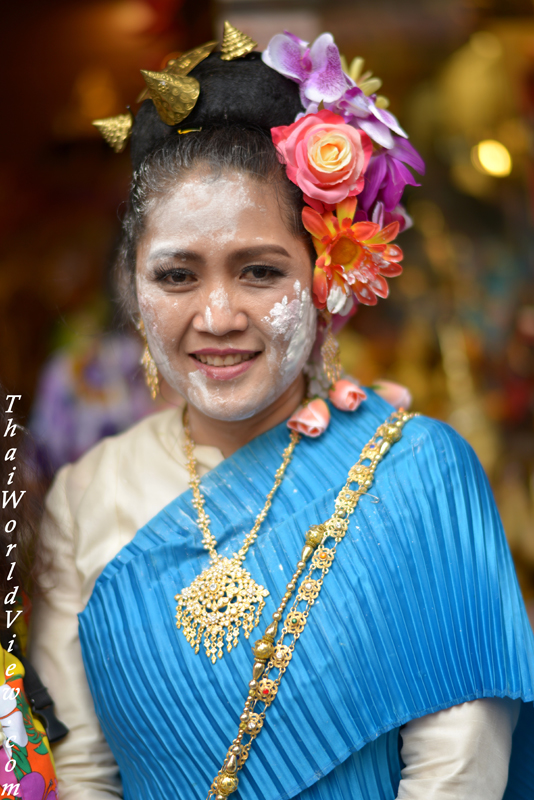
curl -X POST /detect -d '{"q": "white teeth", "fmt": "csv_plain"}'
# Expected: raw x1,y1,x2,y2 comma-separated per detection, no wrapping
195,353,255,366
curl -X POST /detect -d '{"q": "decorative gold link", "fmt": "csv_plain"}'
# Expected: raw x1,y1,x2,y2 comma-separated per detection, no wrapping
206,410,417,799
175,409,300,661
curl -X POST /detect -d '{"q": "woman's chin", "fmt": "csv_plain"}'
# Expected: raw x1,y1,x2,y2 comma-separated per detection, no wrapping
184,376,277,423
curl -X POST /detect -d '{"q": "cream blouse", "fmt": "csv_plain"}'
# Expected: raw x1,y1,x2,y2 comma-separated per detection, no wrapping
29,408,519,800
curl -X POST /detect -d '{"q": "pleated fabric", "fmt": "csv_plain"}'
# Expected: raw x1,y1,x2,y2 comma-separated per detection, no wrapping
79,391,534,800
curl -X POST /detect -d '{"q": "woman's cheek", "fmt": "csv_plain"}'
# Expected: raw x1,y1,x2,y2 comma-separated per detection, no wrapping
137,289,178,373
261,280,317,385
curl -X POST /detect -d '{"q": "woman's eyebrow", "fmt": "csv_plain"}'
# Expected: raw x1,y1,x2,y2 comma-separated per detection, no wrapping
148,247,204,262
231,245,291,259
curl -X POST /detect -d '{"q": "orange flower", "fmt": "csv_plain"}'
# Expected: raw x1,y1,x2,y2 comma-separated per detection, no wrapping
328,379,367,411
302,196,403,308
287,398,331,437
372,379,412,410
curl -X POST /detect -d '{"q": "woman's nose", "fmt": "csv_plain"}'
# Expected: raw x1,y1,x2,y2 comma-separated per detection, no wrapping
192,287,248,335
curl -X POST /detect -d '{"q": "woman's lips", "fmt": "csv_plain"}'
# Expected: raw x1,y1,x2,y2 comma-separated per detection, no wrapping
189,351,260,381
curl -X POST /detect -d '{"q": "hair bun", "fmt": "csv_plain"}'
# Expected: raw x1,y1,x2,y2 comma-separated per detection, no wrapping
130,52,303,171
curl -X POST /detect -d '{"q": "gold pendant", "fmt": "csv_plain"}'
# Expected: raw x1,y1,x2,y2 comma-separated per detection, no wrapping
175,557,269,663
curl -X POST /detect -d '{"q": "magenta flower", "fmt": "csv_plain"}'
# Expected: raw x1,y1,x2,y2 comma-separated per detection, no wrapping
262,32,350,106
336,86,408,149
358,137,425,213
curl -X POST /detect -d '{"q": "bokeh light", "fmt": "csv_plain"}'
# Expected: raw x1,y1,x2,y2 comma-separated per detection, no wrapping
472,139,512,177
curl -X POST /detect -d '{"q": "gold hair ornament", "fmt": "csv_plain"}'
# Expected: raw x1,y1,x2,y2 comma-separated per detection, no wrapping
207,409,417,799
137,319,159,400
140,70,200,126
137,41,217,103
220,21,257,61
176,410,300,662
93,23,256,148
93,41,216,147
92,112,133,153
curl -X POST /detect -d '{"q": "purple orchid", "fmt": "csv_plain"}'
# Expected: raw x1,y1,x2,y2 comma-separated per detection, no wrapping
263,31,409,149
336,86,407,149
358,136,425,214
262,31,350,106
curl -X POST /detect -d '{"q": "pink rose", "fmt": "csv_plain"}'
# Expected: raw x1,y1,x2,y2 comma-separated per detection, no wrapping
271,109,373,211
287,398,331,437
328,379,367,411
373,379,412,410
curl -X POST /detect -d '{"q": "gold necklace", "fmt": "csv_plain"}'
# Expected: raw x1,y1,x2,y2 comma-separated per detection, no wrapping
175,409,300,663
207,410,416,799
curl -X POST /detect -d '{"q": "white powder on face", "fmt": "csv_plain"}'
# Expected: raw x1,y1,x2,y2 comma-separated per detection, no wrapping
147,173,257,252
136,169,317,422
262,280,317,382
281,283,317,381
209,287,231,311
204,306,215,333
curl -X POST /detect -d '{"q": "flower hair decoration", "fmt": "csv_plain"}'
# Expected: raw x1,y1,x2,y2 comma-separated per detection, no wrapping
263,31,425,318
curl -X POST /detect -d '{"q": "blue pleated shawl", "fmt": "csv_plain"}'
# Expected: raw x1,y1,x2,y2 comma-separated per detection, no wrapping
79,392,534,800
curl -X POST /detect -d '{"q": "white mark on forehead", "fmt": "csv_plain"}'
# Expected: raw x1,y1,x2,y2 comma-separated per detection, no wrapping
150,173,256,246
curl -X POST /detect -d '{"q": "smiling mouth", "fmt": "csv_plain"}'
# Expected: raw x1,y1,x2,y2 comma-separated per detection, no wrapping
192,352,258,367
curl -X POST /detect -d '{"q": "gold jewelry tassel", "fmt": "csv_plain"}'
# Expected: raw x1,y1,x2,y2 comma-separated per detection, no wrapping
320,313,342,385
138,320,159,399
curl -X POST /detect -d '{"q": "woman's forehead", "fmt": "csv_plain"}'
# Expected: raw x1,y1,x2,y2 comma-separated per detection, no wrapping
143,172,289,247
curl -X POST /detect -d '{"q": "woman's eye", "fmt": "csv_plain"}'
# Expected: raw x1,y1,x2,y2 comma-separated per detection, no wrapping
242,265,282,281
154,268,195,286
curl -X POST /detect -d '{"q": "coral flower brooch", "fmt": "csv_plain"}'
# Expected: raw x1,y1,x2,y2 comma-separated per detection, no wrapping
303,196,403,311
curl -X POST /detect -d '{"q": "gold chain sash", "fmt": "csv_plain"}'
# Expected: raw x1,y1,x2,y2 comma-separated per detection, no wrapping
208,409,416,799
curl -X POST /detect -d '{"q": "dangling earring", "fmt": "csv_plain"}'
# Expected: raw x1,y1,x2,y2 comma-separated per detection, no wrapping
320,312,342,385
137,319,159,400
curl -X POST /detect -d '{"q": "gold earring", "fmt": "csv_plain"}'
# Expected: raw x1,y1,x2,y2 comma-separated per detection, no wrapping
320,312,342,385
137,319,159,400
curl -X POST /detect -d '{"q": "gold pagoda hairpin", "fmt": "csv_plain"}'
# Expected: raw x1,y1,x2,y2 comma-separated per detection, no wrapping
220,21,257,61
93,23,257,151
92,111,133,153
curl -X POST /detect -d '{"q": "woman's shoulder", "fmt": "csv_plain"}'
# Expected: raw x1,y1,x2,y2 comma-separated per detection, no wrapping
351,389,471,452
348,390,488,489
46,407,183,519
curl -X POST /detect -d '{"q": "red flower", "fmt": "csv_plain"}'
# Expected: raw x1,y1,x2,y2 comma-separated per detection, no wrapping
302,196,403,308
271,109,373,211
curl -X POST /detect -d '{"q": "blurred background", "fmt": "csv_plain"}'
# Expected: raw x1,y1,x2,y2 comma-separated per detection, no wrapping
1,0,534,613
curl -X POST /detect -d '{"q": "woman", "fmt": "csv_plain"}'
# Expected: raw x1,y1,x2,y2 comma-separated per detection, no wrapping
30,25,534,800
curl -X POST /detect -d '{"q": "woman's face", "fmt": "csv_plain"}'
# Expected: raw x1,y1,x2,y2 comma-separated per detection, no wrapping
135,169,317,422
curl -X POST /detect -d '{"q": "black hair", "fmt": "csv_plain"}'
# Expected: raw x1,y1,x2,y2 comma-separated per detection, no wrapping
115,52,313,319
